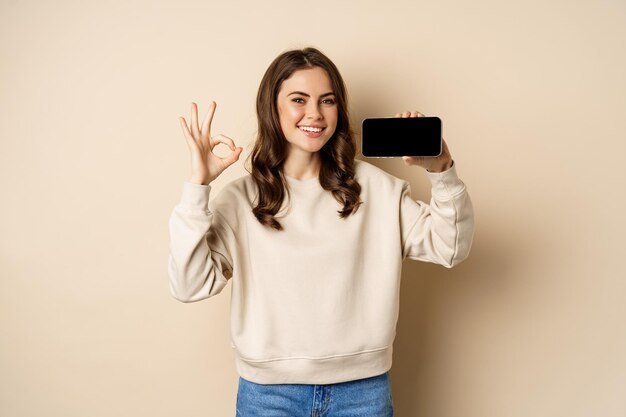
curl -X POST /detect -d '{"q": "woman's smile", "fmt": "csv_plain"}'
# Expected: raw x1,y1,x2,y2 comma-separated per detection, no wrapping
298,125,326,137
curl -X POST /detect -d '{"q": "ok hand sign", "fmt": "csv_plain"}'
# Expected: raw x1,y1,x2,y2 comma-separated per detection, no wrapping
179,101,243,185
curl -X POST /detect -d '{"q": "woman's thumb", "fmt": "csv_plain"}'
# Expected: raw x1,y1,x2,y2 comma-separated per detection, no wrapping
224,147,243,167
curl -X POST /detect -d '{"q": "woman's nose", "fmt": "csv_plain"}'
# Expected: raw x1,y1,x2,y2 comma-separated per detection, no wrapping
306,103,323,119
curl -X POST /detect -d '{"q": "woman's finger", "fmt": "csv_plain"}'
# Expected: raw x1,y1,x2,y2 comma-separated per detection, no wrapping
212,133,236,150
201,101,216,139
179,117,190,136
179,117,196,148
222,146,243,168
395,111,425,118
190,102,201,139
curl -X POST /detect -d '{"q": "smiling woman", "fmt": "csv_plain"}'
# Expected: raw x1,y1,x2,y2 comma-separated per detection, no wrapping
169,45,474,417
249,47,363,231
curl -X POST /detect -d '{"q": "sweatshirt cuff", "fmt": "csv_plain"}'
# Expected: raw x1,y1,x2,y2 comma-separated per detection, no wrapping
425,162,466,200
180,181,212,211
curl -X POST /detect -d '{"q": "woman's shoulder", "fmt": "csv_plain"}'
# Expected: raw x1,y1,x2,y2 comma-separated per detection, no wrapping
354,159,406,191
208,173,258,217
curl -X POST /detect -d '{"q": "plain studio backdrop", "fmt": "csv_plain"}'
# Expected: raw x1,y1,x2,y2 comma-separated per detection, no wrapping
1,0,625,416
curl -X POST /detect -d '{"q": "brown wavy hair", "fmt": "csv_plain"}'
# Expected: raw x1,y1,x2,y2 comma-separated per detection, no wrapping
244,47,362,230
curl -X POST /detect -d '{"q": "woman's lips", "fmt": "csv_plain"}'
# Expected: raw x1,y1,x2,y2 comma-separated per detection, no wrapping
298,126,325,138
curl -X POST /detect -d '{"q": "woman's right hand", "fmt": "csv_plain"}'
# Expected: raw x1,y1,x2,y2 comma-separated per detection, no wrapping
179,101,243,185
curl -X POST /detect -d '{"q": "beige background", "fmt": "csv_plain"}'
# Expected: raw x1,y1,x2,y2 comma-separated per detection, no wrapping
1,0,625,415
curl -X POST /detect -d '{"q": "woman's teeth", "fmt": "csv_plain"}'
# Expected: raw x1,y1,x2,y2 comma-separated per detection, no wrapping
299,126,323,133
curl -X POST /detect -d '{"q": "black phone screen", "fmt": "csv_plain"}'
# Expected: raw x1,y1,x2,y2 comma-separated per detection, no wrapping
361,116,442,157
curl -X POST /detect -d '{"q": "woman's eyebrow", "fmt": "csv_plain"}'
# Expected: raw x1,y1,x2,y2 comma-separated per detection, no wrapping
287,91,335,97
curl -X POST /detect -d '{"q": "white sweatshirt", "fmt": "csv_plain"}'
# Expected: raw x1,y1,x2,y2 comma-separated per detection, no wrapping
168,159,474,384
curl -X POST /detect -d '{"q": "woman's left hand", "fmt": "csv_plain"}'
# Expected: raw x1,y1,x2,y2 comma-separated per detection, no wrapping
395,110,453,172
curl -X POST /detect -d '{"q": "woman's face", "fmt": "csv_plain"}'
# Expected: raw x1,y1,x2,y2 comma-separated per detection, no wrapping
276,67,338,156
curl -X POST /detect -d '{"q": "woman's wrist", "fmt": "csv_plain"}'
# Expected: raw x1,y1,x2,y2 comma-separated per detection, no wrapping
427,159,454,173
189,177,212,185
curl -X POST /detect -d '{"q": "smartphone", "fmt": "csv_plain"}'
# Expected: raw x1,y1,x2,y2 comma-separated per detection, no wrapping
361,116,442,157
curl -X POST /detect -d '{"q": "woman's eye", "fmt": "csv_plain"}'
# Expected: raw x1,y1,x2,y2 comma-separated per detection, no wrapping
291,97,335,104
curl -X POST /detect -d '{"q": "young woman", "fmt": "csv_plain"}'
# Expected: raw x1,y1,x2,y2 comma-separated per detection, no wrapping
169,47,474,416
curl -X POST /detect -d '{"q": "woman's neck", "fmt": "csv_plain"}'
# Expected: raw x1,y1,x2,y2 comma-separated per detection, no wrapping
283,152,321,180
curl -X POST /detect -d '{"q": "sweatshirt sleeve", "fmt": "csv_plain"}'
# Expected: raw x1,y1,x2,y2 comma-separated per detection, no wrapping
400,162,475,268
167,181,234,303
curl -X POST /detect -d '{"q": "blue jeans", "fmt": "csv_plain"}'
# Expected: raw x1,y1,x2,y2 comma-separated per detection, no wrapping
235,371,394,416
